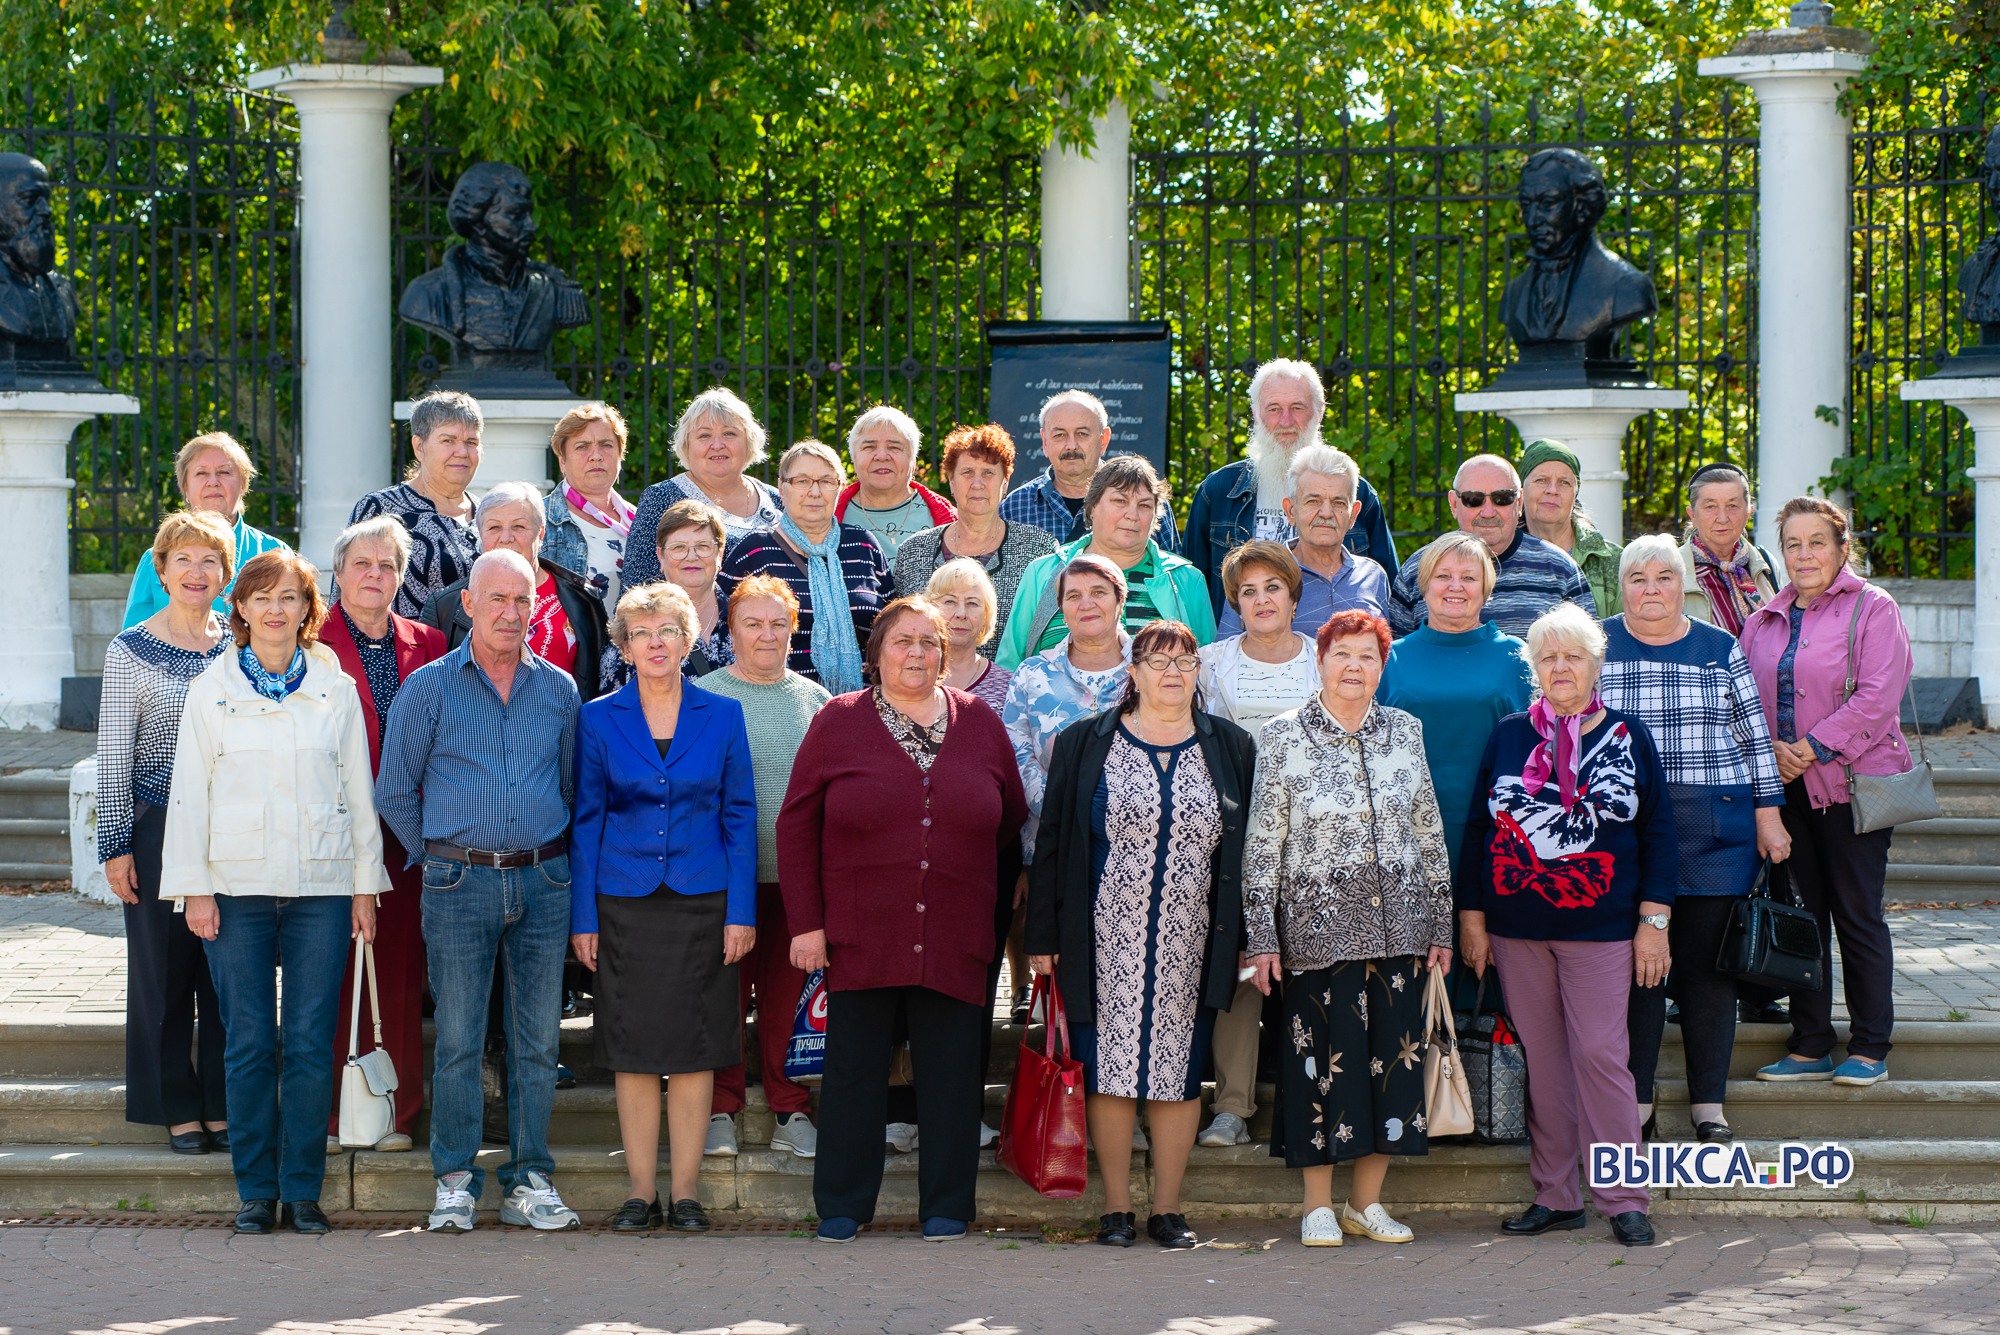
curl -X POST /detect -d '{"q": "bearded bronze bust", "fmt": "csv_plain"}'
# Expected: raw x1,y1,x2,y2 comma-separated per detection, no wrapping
0,152,103,393
1934,125,2000,377
399,161,588,397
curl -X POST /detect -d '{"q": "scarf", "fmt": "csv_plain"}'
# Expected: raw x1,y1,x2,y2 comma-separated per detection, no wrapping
1691,536,1767,636
779,515,865,695
1520,691,1604,812
238,645,307,702
564,483,632,537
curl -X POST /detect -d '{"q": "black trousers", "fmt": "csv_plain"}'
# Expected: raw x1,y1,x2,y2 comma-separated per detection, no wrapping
815,985,985,1225
1626,896,1741,1106
122,804,227,1127
1780,781,1895,1061
889,886,1017,1126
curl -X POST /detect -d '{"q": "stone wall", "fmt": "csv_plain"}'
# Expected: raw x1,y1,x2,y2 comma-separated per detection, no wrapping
70,574,131,675
1875,578,1973,679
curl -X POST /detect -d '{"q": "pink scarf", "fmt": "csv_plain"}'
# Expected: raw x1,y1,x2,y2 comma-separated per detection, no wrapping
1520,693,1604,812
563,483,633,537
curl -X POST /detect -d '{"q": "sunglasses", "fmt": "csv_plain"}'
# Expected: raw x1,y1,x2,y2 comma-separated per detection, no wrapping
1455,488,1519,509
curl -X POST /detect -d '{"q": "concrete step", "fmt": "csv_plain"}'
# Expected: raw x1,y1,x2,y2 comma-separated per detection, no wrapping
1650,1079,2000,1138
0,862,73,885
1931,768,2000,818
1886,862,2000,902
0,772,71,822
0,817,72,868
1888,816,2000,866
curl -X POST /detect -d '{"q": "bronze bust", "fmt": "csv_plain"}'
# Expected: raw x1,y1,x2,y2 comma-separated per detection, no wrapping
1935,126,2000,377
0,152,102,392
399,161,588,397
1490,148,1660,390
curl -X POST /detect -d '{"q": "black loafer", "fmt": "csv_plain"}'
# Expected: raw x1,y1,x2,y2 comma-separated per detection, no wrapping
169,1130,210,1155
610,1197,664,1233
285,1200,332,1235
1695,1120,1734,1144
1740,1001,1790,1024
1640,1112,1659,1144
1095,1211,1136,1247
1610,1211,1656,1246
1500,1204,1586,1235
1147,1212,1198,1249
233,1199,279,1234
205,1127,231,1152
667,1198,711,1232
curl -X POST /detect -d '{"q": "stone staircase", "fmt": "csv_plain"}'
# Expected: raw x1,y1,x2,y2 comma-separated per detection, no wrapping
1886,769,2000,903
0,771,73,884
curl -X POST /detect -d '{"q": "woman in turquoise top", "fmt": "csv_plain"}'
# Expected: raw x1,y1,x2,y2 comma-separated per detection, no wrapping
122,433,287,628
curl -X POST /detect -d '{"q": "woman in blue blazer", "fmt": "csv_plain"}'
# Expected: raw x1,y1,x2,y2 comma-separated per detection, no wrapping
570,582,758,1234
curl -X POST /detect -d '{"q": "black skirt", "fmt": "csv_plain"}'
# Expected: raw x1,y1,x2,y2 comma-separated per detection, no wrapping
1269,956,1432,1169
593,888,741,1075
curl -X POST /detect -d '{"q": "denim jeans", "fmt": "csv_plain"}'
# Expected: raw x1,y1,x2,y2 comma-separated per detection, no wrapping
421,855,570,1196
202,894,352,1203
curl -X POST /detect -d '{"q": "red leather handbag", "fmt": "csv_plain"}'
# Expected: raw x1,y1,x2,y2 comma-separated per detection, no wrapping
996,974,1090,1198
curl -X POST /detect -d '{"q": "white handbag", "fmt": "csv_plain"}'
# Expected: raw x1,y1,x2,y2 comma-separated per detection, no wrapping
337,935,400,1149
1421,965,1476,1139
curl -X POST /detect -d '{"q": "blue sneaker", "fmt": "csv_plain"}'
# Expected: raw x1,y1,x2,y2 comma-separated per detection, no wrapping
922,1217,968,1242
817,1216,860,1244
1831,1056,1888,1086
1756,1054,1834,1082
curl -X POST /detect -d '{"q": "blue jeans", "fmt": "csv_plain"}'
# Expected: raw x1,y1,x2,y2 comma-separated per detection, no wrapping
202,894,352,1203
421,855,570,1195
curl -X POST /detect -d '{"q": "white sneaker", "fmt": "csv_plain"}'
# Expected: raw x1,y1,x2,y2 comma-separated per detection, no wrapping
428,1170,476,1233
1197,1112,1251,1147
885,1121,920,1153
771,1113,818,1159
1132,1120,1149,1150
978,1122,1000,1149
499,1170,580,1231
372,1132,414,1152
1300,1206,1343,1247
704,1113,740,1157
1340,1200,1413,1243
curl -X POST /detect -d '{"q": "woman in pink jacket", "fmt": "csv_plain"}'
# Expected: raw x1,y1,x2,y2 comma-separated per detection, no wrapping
1740,497,1912,1087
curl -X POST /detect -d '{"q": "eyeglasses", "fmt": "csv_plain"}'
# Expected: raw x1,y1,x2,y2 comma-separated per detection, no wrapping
1139,654,1200,673
1455,488,1519,509
783,476,841,493
626,626,690,645
660,541,719,560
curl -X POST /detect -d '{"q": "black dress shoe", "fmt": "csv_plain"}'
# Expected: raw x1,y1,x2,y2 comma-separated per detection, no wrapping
205,1127,231,1152
1740,1000,1790,1024
285,1201,332,1235
169,1129,211,1155
1695,1120,1734,1144
1640,1112,1659,1144
610,1197,664,1232
233,1199,279,1234
1664,1001,1681,1025
667,1198,711,1232
1610,1211,1656,1246
1096,1211,1137,1246
1147,1212,1198,1249
1500,1204,1587,1235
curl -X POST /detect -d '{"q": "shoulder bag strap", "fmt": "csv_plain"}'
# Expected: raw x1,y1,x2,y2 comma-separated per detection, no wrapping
1840,587,1927,778
364,939,384,1051
1423,965,1458,1046
346,933,366,1060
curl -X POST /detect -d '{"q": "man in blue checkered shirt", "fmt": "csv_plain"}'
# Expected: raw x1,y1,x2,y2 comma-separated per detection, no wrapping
999,389,1180,552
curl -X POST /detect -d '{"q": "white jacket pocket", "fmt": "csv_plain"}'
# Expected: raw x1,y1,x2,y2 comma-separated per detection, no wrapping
304,803,356,863
208,803,267,862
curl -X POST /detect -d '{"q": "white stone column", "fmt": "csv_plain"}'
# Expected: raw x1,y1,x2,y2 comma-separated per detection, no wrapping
1453,388,1691,541
0,391,139,730
1898,377,2000,722
1040,102,1130,320
1701,20,1873,550
247,61,442,566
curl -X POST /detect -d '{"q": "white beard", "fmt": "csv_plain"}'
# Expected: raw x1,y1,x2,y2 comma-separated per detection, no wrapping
1245,424,1318,499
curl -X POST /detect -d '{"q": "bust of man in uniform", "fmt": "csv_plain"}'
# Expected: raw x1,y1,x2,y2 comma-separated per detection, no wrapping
1959,127,2000,328
398,161,587,396
0,152,95,391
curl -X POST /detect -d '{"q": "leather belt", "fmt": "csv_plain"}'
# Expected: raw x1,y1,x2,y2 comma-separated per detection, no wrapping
425,838,567,870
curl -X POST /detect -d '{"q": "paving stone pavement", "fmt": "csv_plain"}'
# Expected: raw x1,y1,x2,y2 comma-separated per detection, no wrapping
0,1215,1994,1335
0,729,96,774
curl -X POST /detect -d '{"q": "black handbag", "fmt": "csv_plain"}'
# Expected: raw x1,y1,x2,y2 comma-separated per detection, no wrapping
1715,860,1824,994
1457,977,1529,1144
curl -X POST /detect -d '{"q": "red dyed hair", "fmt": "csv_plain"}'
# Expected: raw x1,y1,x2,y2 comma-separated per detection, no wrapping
1315,608,1391,661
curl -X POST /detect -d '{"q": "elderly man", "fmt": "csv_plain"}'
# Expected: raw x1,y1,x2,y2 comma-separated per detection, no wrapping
1387,453,1595,637
1183,358,1397,613
376,549,583,1234
1518,438,1623,617
1216,443,1390,635
121,433,289,627
0,152,84,385
831,404,955,559
999,389,1180,551
418,480,609,700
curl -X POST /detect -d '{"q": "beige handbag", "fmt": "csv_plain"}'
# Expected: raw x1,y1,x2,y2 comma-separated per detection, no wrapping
337,936,399,1148
1421,965,1475,1139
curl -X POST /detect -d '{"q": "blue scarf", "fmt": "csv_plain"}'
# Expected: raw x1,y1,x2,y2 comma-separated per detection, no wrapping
238,645,307,702
779,515,865,695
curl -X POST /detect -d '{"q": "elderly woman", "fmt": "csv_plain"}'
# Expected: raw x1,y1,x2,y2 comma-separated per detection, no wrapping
625,388,784,588
1241,610,1454,1249
836,404,956,559
654,500,734,675
542,402,637,607
99,511,237,1154
1518,439,1622,617
122,432,288,628
779,597,1027,1243
1028,621,1256,1251
927,557,1012,713
895,423,1060,649
700,576,832,1160
717,439,895,693
1458,604,1677,1248
1741,498,1914,1087
349,390,484,621
1679,462,1780,636
571,581,758,1234
318,516,449,1152
164,550,387,1236
996,456,1215,669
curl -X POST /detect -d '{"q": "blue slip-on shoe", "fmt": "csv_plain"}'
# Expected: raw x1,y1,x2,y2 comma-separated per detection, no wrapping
1756,1054,1834,1082
817,1216,860,1244
922,1217,968,1242
1831,1056,1888,1086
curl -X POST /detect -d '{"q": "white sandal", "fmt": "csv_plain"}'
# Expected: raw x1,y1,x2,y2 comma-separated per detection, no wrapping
1300,1206,1343,1247
1340,1200,1413,1243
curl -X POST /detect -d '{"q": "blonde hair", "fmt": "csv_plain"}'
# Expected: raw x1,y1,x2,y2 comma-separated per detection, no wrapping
672,387,767,468
332,515,412,578
551,401,629,457
610,580,700,648
173,433,256,517
925,557,1001,646
1415,531,1498,601
150,509,238,585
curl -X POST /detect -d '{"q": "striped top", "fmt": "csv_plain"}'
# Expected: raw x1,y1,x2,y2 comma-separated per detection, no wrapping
96,626,230,861
716,525,896,684
622,473,785,590
1388,527,1596,638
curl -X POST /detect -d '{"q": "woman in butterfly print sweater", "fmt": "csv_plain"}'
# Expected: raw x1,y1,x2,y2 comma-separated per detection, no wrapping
1455,604,1679,1249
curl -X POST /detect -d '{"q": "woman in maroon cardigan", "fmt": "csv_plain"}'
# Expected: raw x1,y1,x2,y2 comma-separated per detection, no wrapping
780,596,1027,1243
320,517,448,1149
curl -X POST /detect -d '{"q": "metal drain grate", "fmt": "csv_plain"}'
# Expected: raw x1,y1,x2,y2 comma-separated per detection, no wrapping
0,1213,1080,1237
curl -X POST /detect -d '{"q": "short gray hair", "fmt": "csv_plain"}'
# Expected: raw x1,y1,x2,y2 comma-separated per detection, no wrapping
1038,389,1109,434
1523,602,1607,675
778,438,846,484
1617,533,1684,585
332,515,412,578
672,387,768,468
410,390,483,441
847,404,921,456
475,481,547,533
1286,443,1360,498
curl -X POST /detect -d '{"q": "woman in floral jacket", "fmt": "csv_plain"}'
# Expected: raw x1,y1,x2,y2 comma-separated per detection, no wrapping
1242,609,1454,1250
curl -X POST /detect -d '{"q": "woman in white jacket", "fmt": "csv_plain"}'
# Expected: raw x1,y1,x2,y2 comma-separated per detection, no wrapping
163,550,387,1236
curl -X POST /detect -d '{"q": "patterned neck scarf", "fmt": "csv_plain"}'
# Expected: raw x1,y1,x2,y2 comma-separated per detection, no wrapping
563,483,633,537
1521,692,1604,812
238,645,307,702
779,515,865,695
1690,535,1767,636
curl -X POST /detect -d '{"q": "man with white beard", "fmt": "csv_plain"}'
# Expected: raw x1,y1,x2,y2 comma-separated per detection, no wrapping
1182,358,1397,614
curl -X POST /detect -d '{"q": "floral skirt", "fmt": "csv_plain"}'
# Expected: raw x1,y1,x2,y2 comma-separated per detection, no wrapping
1269,955,1432,1169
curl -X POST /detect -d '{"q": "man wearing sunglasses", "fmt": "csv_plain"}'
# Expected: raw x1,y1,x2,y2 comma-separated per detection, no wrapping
1386,453,1596,637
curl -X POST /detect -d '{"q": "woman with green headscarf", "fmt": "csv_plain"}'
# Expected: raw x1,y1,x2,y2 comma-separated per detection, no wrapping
1518,438,1622,617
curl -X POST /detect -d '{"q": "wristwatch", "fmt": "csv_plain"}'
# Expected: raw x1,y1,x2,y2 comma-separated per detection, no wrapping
1640,912,1670,931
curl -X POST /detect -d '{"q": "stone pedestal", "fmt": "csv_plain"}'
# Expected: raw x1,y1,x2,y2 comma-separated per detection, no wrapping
0,391,140,730
395,398,581,492
1898,375,2000,724
1453,387,1690,540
